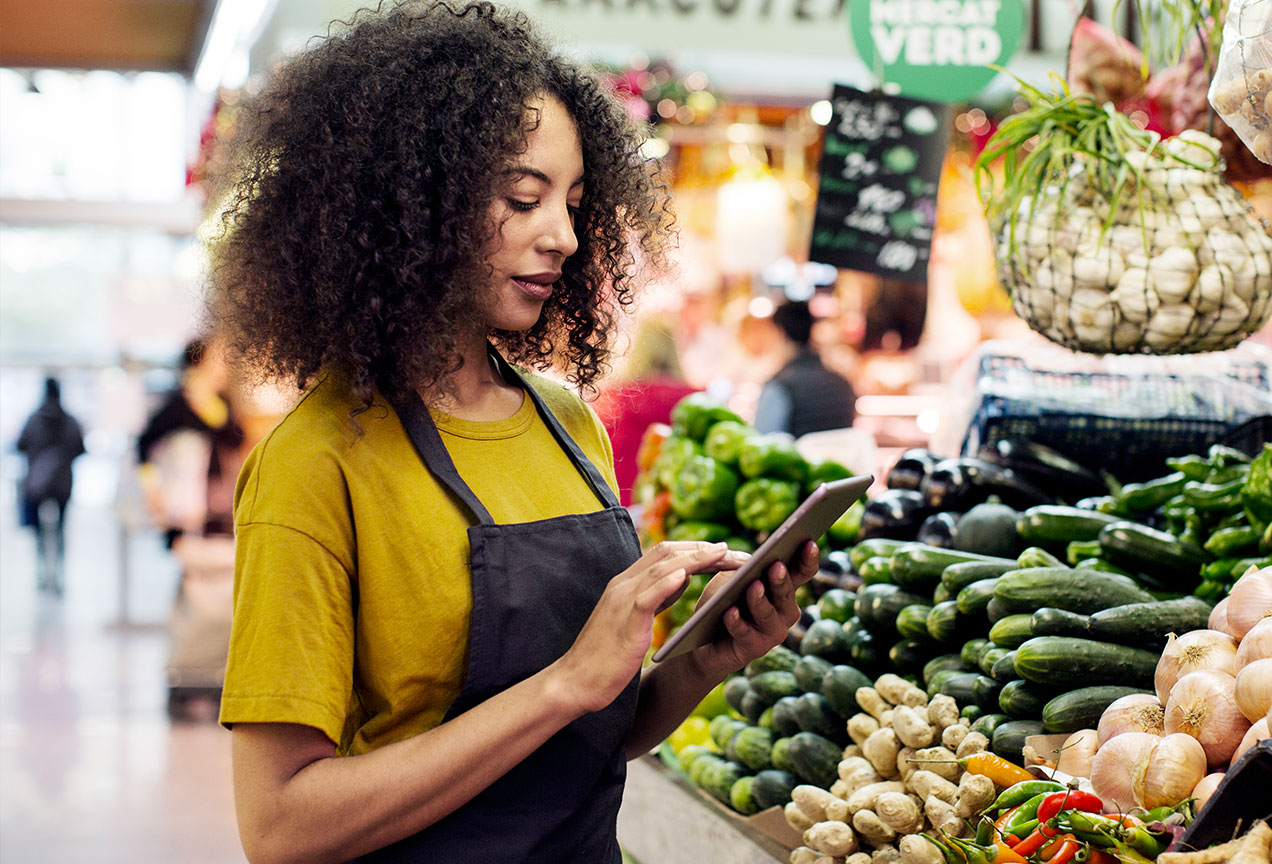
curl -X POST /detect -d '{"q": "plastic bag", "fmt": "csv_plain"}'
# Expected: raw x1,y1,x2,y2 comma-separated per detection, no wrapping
1208,0,1272,165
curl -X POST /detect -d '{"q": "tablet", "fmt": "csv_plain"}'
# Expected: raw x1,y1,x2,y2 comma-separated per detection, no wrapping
651,473,873,663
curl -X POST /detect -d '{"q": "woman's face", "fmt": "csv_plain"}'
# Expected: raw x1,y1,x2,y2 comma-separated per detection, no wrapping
481,95,583,333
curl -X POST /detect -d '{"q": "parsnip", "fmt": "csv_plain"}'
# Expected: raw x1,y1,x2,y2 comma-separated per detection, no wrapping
1229,820,1271,864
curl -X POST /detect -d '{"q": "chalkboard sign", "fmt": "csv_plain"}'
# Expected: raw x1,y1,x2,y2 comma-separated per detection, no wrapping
809,85,950,282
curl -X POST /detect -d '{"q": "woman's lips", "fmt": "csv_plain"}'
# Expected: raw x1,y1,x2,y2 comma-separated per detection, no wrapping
513,277,554,300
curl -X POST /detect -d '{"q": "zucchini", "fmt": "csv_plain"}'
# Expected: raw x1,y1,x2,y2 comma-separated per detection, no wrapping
793,654,835,694
1017,546,1066,569
956,578,1001,616
817,588,858,624
938,671,981,708
927,600,980,644
788,731,841,787
1097,522,1207,586
989,613,1035,649
941,559,1021,594
1030,607,1090,638
979,646,1010,677
1086,596,1213,648
700,758,748,805
890,639,936,675
1014,636,1160,689
1016,505,1121,546
745,645,801,678
723,676,752,716
896,604,936,643
926,668,964,698
857,556,895,585
998,679,1057,719
749,671,801,705
710,715,748,749
961,638,993,668
740,689,767,724
849,538,906,571
822,664,872,718
848,628,886,674
770,737,796,774
794,692,846,742
985,598,1012,623
1042,685,1153,733
892,544,1020,593
991,719,1046,764
751,769,800,810
992,567,1155,615
973,675,1003,715
931,582,954,604
855,584,930,635
770,696,802,737
800,619,852,663
990,650,1021,683
923,653,968,686
969,712,1009,738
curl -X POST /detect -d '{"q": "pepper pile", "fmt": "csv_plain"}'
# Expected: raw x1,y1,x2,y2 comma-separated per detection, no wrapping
926,780,1194,864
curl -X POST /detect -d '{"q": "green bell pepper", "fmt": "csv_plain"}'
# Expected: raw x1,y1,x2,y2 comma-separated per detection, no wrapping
734,477,801,534
669,455,740,522
738,436,808,482
827,500,864,547
804,459,853,494
703,420,754,467
724,535,756,553
668,521,733,543
654,437,702,491
670,393,744,442
1242,443,1272,527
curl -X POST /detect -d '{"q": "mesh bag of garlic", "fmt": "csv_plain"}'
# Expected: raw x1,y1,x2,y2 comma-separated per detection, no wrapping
999,130,1272,354
1207,0,1272,165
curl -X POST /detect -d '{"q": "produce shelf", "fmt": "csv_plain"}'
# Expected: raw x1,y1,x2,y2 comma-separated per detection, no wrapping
617,755,790,864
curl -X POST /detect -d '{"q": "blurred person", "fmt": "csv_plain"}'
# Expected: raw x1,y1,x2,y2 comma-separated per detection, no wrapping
754,301,857,437
16,377,85,595
592,315,699,506
203,3,817,861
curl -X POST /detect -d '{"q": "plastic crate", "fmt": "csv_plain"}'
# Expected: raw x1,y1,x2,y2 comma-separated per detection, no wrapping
957,344,1272,481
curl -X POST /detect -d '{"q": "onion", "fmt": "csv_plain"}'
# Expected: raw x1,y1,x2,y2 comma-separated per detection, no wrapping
1140,733,1208,809
1154,630,1239,703
1209,596,1237,638
1234,658,1272,722
1191,773,1225,809
1236,618,1272,671
1227,567,1272,639
1056,728,1098,778
1098,693,1165,745
1164,669,1252,768
1090,731,1156,809
1229,717,1269,767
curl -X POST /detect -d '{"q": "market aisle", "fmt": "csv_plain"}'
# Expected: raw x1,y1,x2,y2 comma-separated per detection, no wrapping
0,499,245,864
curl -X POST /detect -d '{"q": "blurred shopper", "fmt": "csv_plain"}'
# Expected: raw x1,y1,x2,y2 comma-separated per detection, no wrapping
16,377,85,595
593,316,699,506
203,4,816,862
754,301,857,437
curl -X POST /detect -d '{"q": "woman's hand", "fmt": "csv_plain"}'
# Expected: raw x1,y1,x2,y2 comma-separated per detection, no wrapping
549,541,749,715
687,539,819,680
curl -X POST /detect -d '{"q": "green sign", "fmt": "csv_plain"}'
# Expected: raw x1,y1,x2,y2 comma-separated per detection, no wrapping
849,0,1023,103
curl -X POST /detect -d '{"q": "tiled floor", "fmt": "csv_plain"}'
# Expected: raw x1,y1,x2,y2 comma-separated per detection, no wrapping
0,498,245,864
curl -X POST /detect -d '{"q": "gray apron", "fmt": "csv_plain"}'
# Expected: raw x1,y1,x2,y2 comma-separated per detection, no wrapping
355,350,643,863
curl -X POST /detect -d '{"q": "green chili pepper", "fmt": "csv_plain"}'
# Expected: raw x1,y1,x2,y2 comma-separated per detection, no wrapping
938,834,996,864
975,816,994,846
1117,472,1187,512
989,780,1068,814
1056,811,1122,849
1006,819,1039,841
1205,525,1259,557
734,477,801,534
1215,509,1251,531
1122,824,1171,858
1092,496,1128,516
1206,462,1251,486
1002,793,1049,836
1194,579,1227,603
1243,444,1272,527
1166,454,1211,481
924,833,962,864
1207,443,1252,468
1183,478,1247,513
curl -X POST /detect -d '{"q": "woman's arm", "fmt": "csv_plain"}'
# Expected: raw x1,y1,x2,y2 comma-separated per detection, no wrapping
231,541,741,864
625,540,819,758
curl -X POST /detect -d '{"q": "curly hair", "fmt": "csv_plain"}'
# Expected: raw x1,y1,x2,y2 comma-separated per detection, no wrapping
206,0,673,409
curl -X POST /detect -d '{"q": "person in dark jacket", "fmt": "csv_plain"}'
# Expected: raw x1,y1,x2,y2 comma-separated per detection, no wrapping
16,377,85,595
753,301,857,438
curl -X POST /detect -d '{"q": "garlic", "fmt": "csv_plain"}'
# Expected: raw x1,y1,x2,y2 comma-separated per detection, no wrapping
1148,247,1199,303
1055,728,1098,778
1175,196,1229,232
1166,130,1223,170
1074,244,1126,288
1144,304,1196,350
1192,264,1234,314
1070,287,1117,347
1112,267,1159,323
1112,320,1144,351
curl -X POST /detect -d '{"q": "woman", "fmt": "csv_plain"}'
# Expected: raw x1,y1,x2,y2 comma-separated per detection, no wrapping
208,3,816,863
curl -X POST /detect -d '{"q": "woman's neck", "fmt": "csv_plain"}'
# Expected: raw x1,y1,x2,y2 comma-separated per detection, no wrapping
425,335,525,421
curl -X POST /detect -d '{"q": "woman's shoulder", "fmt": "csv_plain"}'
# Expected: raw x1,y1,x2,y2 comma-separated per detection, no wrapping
517,368,599,429
249,376,398,471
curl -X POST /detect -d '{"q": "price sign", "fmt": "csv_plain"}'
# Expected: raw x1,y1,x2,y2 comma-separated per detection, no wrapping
809,84,950,282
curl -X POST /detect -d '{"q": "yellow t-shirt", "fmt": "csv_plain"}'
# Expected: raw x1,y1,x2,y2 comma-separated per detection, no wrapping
218,371,618,755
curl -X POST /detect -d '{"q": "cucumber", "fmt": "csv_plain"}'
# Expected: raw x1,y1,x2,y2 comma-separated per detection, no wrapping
729,775,761,815
730,725,775,771
848,628,886,674
892,544,1020,593
723,676,752,715
822,664,873,718
998,679,1057,719
740,690,767,724
770,696,802,737
749,671,800,705
931,582,954,604
991,720,1046,764
794,692,846,742
926,668,964,698
800,619,852,663
710,715,748,749
758,706,775,731
989,613,1036,649
1017,546,1067,569
788,731,841,787
1016,505,1121,546
924,653,968,684
993,567,1155,615
942,559,1021,594
850,538,906,571
793,654,835,694
896,604,936,643
985,598,1011,623
1098,522,1207,586
939,671,981,708
751,769,800,810
979,646,1010,676
927,600,980,644
961,638,993,668
969,712,1010,738
1014,636,1160,689
1042,685,1153,733
700,758,748,805
745,645,801,678
1030,607,1090,638
856,584,930,635
956,578,1001,616
818,589,858,624
990,650,1021,683
1086,596,1213,648
962,704,984,722
857,556,895,585
770,737,796,773
973,675,1003,715
890,639,936,675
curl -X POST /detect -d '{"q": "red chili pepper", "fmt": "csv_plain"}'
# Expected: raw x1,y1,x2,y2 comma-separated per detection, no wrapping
1088,851,1118,864
994,804,1023,834
1011,828,1053,857
1045,837,1083,864
1036,790,1104,823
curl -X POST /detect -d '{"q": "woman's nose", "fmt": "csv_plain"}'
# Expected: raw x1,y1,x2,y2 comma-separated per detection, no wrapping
540,204,579,259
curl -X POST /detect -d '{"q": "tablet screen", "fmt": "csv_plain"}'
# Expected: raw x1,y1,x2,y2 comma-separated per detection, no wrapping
651,474,873,663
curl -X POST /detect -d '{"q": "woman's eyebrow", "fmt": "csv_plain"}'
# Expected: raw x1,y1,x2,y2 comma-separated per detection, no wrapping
508,164,586,188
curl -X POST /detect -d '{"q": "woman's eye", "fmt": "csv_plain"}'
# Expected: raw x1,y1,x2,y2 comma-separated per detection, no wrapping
567,205,581,220
507,199,537,212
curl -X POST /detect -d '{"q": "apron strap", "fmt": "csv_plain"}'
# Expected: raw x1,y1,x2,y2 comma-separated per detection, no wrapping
489,347,622,511
392,394,496,525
